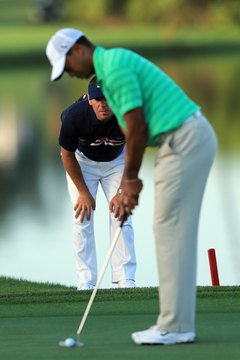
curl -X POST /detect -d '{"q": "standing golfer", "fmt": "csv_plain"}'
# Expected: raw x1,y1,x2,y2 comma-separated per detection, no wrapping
59,76,136,290
46,28,217,344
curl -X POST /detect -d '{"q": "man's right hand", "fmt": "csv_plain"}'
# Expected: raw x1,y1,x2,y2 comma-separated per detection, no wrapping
121,178,143,215
74,191,96,223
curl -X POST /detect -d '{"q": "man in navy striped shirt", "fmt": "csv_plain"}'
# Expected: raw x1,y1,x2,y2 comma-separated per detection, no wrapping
59,76,136,291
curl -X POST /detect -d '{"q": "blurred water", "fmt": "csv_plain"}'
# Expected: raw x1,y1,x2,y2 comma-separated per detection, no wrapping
0,53,240,288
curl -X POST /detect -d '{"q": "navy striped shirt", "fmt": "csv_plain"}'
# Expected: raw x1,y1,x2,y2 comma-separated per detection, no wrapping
59,99,125,161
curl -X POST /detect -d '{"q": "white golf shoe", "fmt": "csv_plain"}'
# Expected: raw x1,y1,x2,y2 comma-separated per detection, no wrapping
132,326,195,345
118,279,136,288
77,283,94,291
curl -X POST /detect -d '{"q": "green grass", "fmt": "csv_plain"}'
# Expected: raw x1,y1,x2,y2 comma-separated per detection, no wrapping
0,23,239,70
0,19,240,60
0,277,240,360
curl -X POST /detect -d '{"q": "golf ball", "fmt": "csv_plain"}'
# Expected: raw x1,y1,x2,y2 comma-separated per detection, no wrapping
65,338,76,347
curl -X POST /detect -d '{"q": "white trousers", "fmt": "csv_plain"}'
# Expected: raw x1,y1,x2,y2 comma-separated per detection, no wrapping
154,113,217,332
66,148,136,287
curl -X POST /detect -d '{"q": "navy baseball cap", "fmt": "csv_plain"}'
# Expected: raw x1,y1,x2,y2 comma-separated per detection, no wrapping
88,82,104,99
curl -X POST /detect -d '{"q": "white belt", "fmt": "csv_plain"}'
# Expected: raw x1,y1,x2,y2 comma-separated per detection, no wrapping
184,110,202,124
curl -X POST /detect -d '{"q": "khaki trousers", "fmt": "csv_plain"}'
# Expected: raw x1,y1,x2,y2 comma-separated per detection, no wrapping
154,113,217,332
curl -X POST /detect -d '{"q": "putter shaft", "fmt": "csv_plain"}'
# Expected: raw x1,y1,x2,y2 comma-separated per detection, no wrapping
76,215,126,336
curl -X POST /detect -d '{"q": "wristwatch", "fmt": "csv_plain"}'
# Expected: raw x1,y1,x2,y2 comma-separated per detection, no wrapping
117,188,123,194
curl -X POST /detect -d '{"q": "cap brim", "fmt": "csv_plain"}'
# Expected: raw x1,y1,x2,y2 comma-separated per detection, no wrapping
88,89,104,99
50,56,66,81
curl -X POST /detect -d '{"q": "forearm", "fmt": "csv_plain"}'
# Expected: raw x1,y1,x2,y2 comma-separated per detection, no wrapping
121,107,148,181
123,132,147,181
61,148,88,193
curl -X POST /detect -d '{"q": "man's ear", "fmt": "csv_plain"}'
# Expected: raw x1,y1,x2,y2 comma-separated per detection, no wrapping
87,94,92,106
72,43,80,50
71,43,83,55
75,43,87,56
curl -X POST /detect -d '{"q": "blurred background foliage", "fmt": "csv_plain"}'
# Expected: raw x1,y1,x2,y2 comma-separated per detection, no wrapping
53,0,240,27
0,0,240,28
1,0,239,64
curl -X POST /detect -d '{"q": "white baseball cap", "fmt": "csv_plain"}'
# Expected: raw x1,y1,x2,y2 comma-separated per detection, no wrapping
46,28,84,81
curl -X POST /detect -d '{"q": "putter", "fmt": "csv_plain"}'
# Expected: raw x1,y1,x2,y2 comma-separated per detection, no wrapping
59,213,127,348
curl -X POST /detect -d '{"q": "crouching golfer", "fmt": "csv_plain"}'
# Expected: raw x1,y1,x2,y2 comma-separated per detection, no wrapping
46,28,217,344
59,77,136,290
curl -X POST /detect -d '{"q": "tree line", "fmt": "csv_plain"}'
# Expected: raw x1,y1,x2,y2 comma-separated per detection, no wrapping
64,0,240,27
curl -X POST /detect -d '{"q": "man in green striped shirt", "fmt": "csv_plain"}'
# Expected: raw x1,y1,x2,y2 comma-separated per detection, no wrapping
46,28,217,345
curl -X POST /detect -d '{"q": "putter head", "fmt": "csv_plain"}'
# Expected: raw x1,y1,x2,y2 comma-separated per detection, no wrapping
59,337,84,347
76,335,84,347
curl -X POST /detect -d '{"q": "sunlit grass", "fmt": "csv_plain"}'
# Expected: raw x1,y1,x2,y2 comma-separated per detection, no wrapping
1,23,240,56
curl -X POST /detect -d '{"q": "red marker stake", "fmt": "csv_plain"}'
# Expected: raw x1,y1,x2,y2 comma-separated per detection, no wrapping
208,248,220,286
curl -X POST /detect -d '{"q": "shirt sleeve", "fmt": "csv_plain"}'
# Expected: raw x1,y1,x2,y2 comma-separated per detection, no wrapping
104,67,143,116
59,112,78,152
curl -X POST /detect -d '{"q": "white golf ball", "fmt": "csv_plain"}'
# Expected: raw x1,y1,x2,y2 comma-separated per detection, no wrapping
65,338,76,347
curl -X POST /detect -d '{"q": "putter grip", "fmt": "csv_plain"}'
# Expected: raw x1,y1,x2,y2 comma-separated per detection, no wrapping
120,212,127,227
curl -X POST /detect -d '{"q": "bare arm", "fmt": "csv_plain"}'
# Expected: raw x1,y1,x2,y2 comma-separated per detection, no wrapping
120,107,148,214
122,107,147,180
61,147,96,222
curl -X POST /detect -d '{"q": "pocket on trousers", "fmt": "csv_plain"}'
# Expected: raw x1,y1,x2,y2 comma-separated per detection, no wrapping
161,134,179,156
155,134,179,167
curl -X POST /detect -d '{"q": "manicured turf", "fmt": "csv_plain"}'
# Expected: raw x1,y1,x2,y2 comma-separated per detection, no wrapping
0,277,240,359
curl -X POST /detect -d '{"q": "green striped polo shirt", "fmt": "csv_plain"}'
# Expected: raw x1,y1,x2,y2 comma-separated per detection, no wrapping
93,46,200,146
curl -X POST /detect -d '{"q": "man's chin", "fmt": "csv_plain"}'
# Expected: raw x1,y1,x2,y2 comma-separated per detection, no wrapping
99,115,112,122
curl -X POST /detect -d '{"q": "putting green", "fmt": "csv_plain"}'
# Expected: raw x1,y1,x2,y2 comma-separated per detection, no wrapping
0,279,240,360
